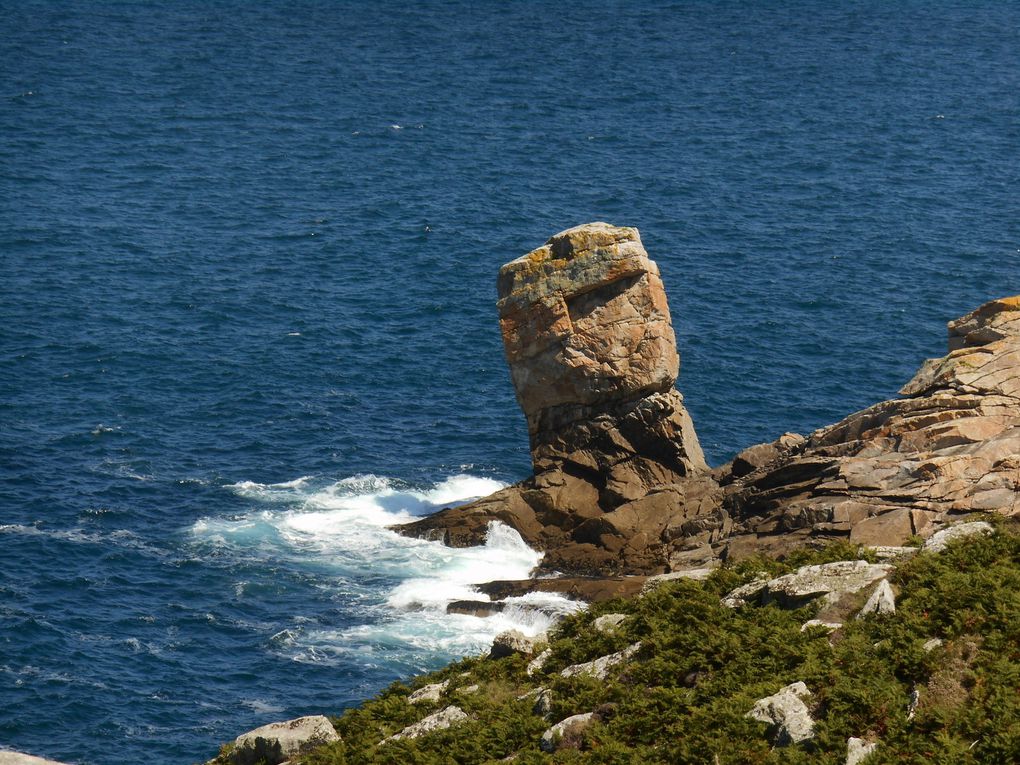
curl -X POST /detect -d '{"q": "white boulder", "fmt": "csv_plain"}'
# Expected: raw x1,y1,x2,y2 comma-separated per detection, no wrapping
922,522,994,553
747,681,816,745
229,715,339,765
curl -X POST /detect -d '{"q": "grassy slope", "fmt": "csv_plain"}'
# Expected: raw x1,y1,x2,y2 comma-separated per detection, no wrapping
300,522,1019,764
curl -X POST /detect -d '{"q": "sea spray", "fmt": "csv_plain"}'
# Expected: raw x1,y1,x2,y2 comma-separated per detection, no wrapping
192,474,581,666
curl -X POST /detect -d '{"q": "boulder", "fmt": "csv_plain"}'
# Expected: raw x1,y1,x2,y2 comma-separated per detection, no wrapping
846,737,878,765
532,688,554,718
593,613,627,633
0,754,72,765
747,681,816,745
526,648,553,677
922,521,995,553
228,716,339,765
540,712,596,752
561,642,641,680
800,619,843,633
760,561,894,608
489,629,537,659
407,680,449,704
383,706,469,743
856,579,896,618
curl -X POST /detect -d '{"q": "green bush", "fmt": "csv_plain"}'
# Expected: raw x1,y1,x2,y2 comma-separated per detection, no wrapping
297,527,1019,764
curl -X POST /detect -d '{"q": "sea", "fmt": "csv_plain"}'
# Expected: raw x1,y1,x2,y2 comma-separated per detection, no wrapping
2,1,1018,762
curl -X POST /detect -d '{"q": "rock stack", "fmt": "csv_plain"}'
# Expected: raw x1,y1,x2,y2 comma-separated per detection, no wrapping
397,223,710,573
398,221,1020,579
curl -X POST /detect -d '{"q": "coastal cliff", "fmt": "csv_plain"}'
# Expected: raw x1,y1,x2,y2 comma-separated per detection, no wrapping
397,224,1020,582
204,225,1020,764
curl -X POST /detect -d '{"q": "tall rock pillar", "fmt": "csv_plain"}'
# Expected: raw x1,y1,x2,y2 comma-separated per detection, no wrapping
497,222,706,505
397,223,712,575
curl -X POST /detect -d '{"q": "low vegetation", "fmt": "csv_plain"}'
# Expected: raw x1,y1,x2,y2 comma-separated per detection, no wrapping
300,521,1019,764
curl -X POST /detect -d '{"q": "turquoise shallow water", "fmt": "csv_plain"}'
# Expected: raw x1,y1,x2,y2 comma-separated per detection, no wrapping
2,1,1019,762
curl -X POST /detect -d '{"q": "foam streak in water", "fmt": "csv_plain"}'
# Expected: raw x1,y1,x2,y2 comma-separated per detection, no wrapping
190,474,578,666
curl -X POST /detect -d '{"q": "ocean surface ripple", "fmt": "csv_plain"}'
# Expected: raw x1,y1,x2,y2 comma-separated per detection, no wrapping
2,1,1018,762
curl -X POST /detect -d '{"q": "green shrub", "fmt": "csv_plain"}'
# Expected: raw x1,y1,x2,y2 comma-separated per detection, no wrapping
298,529,1019,764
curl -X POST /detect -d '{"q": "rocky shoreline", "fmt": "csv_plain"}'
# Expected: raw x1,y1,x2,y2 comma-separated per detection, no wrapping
396,223,1020,607
17,223,1018,765
205,518,1019,764
191,223,1020,763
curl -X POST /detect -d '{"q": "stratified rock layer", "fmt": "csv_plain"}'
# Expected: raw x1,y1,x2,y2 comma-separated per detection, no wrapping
403,232,1019,579
718,295,1020,559
501,223,706,485
498,223,681,425
397,224,708,574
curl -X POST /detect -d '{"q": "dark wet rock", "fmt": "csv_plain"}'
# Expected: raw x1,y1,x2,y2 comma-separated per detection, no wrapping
446,599,506,617
476,575,647,603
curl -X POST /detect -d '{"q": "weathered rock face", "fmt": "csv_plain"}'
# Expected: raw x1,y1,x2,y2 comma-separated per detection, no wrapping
223,716,340,765
402,247,1019,580
397,224,709,574
499,224,687,426
719,295,1020,558
503,223,706,491
747,681,816,745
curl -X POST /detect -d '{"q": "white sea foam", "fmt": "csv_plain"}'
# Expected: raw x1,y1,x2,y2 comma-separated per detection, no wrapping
191,473,581,664
240,698,284,715
0,523,164,556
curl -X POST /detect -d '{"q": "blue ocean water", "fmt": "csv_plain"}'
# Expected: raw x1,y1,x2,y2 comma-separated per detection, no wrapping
2,1,1018,762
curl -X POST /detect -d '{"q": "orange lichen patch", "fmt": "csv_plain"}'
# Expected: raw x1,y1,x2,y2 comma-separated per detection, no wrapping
965,295,1020,318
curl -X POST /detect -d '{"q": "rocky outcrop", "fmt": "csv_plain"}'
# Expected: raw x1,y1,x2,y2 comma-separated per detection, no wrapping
397,223,709,574
221,716,339,765
382,706,469,743
401,232,1019,582
718,295,1020,558
747,681,816,745
0,754,72,765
